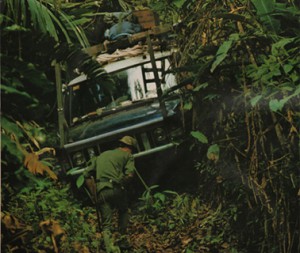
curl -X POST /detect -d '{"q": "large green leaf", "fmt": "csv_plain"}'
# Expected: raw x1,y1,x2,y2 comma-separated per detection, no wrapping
271,38,295,56
27,0,58,40
76,174,85,188
269,85,300,112
251,0,280,33
250,95,263,107
1,117,23,138
210,34,239,73
1,135,24,163
3,24,29,32
194,82,208,91
184,101,193,110
191,131,208,144
1,85,34,101
172,0,187,9
269,99,285,112
207,144,220,162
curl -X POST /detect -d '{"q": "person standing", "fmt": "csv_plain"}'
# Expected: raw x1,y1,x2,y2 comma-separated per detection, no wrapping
86,136,137,253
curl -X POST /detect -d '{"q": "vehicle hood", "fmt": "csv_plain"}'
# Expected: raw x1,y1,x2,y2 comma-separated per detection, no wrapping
67,99,178,142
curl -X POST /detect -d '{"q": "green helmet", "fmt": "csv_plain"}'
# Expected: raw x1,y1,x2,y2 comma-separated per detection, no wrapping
119,136,137,149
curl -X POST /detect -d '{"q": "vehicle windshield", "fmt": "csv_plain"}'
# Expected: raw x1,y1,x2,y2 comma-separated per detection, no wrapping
64,59,176,125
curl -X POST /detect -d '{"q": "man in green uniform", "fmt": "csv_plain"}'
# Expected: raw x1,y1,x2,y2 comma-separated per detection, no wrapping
87,136,137,253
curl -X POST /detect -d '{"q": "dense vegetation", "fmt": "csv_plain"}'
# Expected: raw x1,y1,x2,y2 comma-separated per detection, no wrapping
1,0,299,253
171,1,300,252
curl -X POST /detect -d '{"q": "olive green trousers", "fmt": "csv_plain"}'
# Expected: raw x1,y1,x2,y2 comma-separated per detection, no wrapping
98,186,129,234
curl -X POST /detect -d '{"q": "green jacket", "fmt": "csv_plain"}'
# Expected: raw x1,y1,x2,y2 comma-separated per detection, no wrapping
85,148,135,191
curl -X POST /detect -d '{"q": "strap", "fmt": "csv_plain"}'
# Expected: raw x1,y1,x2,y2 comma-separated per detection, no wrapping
96,178,125,190
96,178,117,184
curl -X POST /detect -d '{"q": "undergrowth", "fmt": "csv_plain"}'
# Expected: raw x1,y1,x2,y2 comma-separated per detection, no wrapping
2,178,241,253
2,178,99,253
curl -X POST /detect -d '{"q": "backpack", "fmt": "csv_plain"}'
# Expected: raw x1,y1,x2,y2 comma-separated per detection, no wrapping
105,21,142,41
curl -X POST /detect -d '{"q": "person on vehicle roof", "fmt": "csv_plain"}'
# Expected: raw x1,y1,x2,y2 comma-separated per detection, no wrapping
85,136,138,253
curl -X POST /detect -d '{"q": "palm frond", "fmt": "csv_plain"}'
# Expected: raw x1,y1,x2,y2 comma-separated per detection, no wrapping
27,0,59,40
58,9,90,47
3,0,90,47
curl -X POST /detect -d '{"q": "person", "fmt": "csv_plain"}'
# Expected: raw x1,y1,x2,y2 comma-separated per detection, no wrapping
85,136,138,253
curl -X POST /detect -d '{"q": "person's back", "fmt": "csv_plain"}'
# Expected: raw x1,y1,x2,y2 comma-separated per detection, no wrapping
96,148,134,184
95,148,135,193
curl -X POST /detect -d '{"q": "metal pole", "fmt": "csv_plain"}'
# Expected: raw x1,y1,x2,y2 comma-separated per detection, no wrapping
146,34,167,119
133,167,150,192
55,62,65,148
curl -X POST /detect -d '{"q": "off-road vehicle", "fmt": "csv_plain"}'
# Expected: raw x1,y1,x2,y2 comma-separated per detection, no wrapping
57,11,187,177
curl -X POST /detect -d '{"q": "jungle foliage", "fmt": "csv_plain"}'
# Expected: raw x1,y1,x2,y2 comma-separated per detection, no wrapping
0,1,109,251
1,0,299,253
164,0,300,252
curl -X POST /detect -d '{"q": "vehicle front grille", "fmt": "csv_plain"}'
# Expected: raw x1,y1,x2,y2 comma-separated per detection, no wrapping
68,126,172,169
